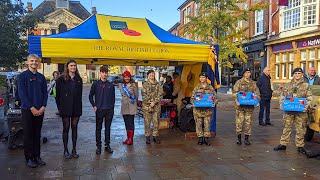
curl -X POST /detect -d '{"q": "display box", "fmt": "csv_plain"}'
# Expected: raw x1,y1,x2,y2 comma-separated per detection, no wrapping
237,91,259,106
282,97,306,112
194,93,214,108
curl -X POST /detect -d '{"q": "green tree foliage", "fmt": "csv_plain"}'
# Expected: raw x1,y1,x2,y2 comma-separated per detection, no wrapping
0,0,42,68
181,0,268,67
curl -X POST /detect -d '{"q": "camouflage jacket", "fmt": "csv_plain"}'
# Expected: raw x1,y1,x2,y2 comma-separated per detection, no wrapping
279,78,312,108
232,77,260,102
191,83,217,117
142,79,163,112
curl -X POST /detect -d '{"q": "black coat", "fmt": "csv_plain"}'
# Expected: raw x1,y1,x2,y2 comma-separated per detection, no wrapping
304,75,320,85
56,74,83,117
257,73,273,100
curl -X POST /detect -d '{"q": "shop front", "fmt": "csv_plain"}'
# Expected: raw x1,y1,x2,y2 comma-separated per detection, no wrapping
266,32,320,83
220,40,266,87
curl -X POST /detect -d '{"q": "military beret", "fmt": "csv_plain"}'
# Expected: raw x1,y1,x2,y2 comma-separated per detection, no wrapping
292,67,304,75
199,72,208,78
147,69,155,75
242,68,251,75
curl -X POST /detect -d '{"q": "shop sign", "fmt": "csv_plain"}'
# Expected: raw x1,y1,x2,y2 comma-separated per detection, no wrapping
242,42,264,53
272,42,293,52
297,36,320,48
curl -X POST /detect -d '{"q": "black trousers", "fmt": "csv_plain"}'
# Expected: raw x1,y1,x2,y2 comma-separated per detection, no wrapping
259,99,271,123
21,109,44,161
123,115,135,130
96,109,114,147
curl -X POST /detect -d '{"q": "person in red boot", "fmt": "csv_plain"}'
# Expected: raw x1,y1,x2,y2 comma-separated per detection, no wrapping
119,70,139,145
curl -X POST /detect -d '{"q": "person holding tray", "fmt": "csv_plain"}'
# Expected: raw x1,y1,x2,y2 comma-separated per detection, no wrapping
274,68,312,154
233,68,260,145
190,72,217,146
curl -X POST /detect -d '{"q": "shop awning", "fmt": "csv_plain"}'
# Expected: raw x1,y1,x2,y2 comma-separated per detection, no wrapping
28,14,210,65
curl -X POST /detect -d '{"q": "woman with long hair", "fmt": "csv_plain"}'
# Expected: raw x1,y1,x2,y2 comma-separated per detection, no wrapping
119,70,138,145
56,59,83,159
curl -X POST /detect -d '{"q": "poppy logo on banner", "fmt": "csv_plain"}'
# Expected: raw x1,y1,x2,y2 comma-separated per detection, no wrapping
109,21,142,36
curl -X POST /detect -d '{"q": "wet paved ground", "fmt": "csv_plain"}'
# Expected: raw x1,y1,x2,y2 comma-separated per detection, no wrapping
1,84,320,180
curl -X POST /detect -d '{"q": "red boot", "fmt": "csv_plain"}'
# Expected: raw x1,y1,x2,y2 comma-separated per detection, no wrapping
126,130,134,145
122,131,129,144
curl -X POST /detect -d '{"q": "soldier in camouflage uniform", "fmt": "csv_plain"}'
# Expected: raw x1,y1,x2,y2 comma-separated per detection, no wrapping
233,68,260,145
274,68,312,154
142,70,163,144
191,72,217,146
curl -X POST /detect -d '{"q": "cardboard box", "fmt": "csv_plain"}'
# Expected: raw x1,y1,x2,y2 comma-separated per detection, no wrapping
159,118,170,129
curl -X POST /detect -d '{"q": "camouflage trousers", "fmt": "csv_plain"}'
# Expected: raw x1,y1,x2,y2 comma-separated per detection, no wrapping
143,109,160,137
235,107,254,135
194,115,212,137
280,112,307,147
174,97,183,117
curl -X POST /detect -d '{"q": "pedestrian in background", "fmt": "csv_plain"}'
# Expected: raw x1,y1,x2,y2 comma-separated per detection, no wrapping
119,70,138,145
257,67,273,126
47,71,60,115
233,68,260,145
56,59,83,159
274,68,312,154
162,75,174,101
18,54,48,168
142,70,163,144
172,72,184,117
89,66,115,154
304,67,320,85
190,72,217,146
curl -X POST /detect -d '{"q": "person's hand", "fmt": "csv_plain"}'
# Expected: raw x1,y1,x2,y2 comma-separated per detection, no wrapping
236,101,240,107
303,107,308,113
15,101,19,106
255,103,260,108
212,103,215,108
93,106,97,112
150,102,155,107
30,107,39,116
162,92,166,96
279,104,282,110
38,106,46,116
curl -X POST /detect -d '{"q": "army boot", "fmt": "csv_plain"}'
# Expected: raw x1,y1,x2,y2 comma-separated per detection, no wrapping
236,134,242,145
146,136,151,144
197,137,203,145
96,146,102,154
105,144,113,154
274,144,286,151
203,137,211,146
244,135,251,145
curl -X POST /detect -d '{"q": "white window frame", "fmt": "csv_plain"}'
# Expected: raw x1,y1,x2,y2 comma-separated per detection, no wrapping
289,52,294,61
289,63,294,78
255,10,264,35
310,49,315,59
318,61,320,72
276,54,280,62
276,65,280,79
283,53,287,62
301,50,306,60
301,62,306,72
194,2,199,17
282,63,287,79
281,0,319,32
309,61,314,67
318,49,320,58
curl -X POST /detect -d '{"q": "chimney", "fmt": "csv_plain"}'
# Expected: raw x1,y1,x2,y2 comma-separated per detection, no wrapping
92,7,97,14
27,2,33,12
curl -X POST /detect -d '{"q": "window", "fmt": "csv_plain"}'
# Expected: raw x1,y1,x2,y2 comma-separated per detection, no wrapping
289,63,294,78
194,2,199,17
289,52,294,61
255,10,263,34
282,64,287,79
276,65,280,79
283,53,287,62
283,0,318,31
276,54,280,62
301,62,306,72
309,61,314,67
301,50,306,60
183,6,191,24
310,49,315,59
318,49,320,58
318,61,320,72
183,9,187,24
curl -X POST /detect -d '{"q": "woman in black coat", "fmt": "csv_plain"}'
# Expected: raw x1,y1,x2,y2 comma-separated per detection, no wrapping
56,59,83,159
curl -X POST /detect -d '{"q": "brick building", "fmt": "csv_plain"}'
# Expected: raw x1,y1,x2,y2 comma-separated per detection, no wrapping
265,0,320,83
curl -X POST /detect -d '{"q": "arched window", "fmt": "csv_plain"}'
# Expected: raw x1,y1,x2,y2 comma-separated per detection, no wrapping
58,23,67,33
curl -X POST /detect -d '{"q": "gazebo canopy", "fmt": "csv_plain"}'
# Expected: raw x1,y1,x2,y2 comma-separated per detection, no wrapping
28,14,210,66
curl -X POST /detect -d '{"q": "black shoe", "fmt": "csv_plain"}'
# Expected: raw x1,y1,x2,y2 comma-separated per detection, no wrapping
259,122,266,126
274,144,286,151
203,137,211,146
244,135,251,145
146,136,151,144
298,147,306,154
64,150,72,159
153,137,161,144
71,149,79,158
197,137,203,145
96,147,101,154
34,157,46,166
265,122,272,126
25,159,38,168
105,145,113,154
236,134,242,145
